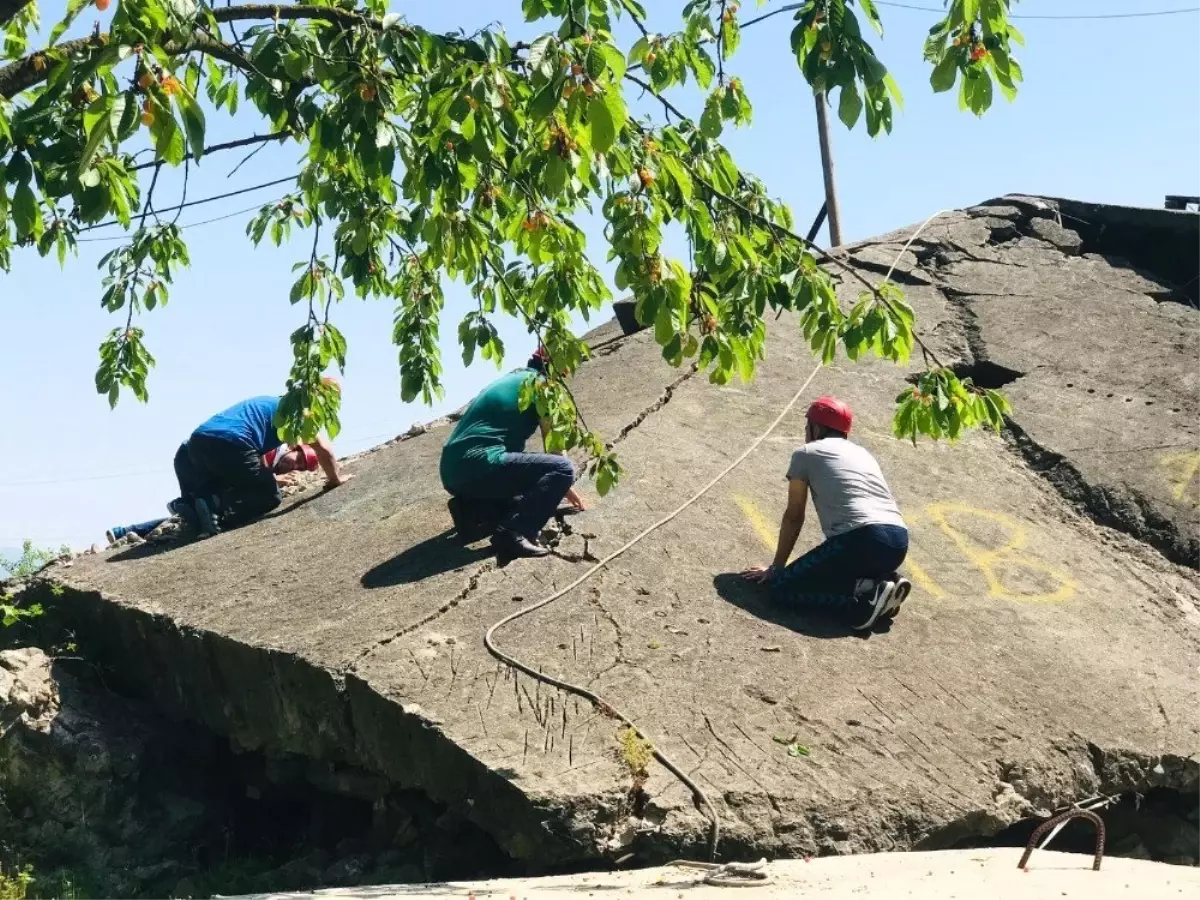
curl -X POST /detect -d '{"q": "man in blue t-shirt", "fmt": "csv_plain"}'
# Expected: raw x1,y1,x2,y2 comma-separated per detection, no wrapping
172,396,350,535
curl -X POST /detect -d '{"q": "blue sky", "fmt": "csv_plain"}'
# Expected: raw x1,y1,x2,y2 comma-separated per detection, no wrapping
1,0,1197,551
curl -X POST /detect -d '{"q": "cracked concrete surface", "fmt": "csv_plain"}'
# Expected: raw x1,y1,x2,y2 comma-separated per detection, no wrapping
36,196,1200,870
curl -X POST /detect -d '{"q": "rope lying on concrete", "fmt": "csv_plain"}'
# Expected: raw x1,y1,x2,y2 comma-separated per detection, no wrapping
669,858,771,887
484,361,823,861
483,215,952,862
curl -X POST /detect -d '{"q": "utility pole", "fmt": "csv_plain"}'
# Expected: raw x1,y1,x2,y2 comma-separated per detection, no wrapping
813,90,843,247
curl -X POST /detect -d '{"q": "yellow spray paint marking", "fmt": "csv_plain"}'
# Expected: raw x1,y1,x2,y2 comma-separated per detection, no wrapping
1160,451,1200,506
733,497,1075,603
734,495,777,551
923,502,1076,603
903,557,948,600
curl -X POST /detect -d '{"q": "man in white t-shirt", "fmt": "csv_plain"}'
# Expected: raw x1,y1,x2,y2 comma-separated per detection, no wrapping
742,396,912,630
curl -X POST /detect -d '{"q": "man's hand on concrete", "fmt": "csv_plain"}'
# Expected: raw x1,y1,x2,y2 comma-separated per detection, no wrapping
566,487,586,511
741,565,774,584
326,472,355,489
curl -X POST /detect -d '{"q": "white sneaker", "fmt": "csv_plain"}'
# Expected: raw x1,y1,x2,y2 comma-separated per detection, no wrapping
853,580,895,631
882,578,912,620
853,578,876,598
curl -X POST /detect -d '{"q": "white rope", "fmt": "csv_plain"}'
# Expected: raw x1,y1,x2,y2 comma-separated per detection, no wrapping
484,360,823,859
483,208,944,861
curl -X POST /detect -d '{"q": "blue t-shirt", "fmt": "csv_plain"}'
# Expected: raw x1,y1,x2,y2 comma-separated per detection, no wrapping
192,396,282,455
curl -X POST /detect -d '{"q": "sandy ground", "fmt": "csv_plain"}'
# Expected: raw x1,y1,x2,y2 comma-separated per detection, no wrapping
241,850,1199,900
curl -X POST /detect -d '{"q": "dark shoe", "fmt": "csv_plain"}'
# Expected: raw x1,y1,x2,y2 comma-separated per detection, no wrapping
193,497,221,537
167,498,202,533
853,581,895,631
491,527,549,558
882,578,912,620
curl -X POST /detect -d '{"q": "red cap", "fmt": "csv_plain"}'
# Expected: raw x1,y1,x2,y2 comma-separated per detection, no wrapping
297,444,319,471
806,396,853,435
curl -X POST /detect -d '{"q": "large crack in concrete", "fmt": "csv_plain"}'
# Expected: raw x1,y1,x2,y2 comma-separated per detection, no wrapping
858,203,1198,569
610,366,699,447
348,560,498,673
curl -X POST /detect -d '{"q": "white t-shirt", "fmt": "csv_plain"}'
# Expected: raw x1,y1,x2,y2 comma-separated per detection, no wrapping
786,438,906,538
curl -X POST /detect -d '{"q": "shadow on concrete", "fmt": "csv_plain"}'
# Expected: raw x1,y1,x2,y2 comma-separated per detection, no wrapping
106,536,196,563
362,530,493,588
106,493,329,563
712,572,891,640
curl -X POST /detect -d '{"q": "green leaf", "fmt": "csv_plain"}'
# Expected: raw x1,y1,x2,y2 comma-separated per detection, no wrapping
78,92,121,176
149,100,186,165
700,95,723,138
588,96,615,153
690,46,715,88
660,155,692,203
930,54,958,93
49,0,90,46
588,91,626,153
529,78,561,120
598,42,627,81
175,90,206,161
12,182,39,239
837,85,863,130
883,72,905,110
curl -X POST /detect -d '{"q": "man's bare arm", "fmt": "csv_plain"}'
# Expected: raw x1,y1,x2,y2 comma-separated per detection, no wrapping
313,434,351,487
772,478,809,569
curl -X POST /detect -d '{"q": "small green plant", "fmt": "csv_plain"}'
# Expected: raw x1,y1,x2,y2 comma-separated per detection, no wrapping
0,541,68,581
617,725,654,778
0,540,67,632
0,864,34,900
772,733,811,758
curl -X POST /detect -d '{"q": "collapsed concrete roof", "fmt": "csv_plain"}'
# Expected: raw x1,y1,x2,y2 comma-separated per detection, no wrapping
42,196,1199,868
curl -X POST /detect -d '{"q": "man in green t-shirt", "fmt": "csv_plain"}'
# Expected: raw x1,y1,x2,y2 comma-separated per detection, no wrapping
440,349,585,557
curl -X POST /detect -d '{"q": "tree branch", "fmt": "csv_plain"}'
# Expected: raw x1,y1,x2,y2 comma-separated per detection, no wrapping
0,0,32,30
0,2,382,99
129,130,288,172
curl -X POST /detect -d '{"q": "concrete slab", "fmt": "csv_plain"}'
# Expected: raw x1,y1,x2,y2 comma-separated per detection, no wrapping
37,196,1200,870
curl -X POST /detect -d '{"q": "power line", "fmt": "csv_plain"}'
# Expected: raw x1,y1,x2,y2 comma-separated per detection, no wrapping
76,174,298,234
875,1,1198,19
742,1,1199,27
75,200,271,242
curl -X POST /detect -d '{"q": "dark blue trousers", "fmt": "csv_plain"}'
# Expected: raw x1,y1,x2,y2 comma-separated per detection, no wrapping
449,452,575,540
772,523,909,618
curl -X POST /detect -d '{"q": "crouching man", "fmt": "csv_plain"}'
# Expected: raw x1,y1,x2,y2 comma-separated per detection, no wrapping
440,349,585,558
172,395,350,536
743,396,912,630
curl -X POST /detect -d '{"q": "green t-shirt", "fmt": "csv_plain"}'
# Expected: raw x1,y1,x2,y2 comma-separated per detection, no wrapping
440,368,541,489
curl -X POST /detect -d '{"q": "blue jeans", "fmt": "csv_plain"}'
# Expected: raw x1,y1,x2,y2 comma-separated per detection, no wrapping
772,524,909,617
126,518,167,537
448,452,575,540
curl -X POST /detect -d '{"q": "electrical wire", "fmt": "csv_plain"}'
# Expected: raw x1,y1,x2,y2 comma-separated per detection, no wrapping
75,174,298,234
875,1,1199,19
742,1,1198,28
75,200,273,242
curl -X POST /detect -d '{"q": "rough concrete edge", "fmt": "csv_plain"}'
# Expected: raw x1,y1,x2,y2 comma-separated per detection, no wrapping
842,199,1198,571
916,740,1200,850
28,581,618,869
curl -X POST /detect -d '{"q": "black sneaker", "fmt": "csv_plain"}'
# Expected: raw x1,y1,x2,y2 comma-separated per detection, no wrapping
882,578,912,620
193,496,221,537
853,580,895,631
491,527,549,558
